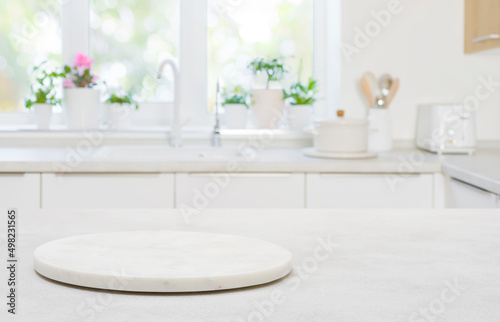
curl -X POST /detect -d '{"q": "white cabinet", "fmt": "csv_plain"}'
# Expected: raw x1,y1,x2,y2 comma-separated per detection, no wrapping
0,173,40,209
447,178,498,208
42,173,174,209
176,173,305,209
306,173,434,209
497,195,500,208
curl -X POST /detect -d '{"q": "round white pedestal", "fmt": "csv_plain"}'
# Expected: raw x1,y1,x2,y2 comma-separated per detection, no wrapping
34,231,293,293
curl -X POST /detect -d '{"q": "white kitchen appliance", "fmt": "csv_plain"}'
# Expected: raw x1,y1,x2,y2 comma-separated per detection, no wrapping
416,104,476,154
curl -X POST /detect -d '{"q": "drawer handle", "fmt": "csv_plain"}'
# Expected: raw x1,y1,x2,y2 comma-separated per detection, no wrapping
52,173,163,177
473,34,500,43
189,173,292,178
318,173,421,178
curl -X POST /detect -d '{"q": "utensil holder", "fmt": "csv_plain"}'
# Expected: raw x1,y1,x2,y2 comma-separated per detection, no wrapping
368,109,393,152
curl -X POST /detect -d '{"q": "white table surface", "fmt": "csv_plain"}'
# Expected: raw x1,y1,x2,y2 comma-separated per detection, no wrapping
1,208,499,322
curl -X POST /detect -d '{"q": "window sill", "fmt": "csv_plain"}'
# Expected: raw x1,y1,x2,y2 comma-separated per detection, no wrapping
0,127,314,149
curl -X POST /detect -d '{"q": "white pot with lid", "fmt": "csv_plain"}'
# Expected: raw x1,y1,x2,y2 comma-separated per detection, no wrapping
313,119,369,153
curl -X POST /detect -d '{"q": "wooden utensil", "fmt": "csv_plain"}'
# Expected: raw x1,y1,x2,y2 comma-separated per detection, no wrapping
385,78,400,107
364,72,378,94
360,75,374,108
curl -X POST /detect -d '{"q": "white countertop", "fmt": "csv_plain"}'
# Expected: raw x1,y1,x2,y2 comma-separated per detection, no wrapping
0,147,443,173
1,145,500,194
442,150,500,195
2,208,499,322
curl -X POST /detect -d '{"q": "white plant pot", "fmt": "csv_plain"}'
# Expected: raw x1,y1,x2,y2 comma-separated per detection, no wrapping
250,89,285,129
107,103,134,130
286,104,312,131
64,88,101,130
313,119,369,153
33,103,53,130
368,108,393,152
223,104,248,129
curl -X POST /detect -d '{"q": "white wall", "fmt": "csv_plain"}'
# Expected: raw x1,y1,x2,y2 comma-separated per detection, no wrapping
341,0,500,141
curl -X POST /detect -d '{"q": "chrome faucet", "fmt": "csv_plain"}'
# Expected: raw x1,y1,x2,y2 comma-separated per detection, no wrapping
157,59,181,148
212,78,222,147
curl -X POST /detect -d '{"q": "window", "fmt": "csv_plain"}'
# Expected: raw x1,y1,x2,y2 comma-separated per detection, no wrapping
207,0,314,109
0,0,61,112
90,0,179,101
0,0,340,126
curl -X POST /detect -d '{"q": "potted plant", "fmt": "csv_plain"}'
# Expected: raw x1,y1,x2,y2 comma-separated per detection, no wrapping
25,61,66,130
222,86,248,129
63,53,100,130
247,58,287,129
285,78,318,131
105,90,138,130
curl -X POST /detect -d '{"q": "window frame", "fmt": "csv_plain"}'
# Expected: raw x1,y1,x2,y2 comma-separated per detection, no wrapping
1,0,341,128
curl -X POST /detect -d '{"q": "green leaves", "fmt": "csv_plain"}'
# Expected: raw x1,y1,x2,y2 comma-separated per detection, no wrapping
63,63,98,89
25,87,62,108
222,86,249,107
248,58,287,89
33,60,47,72
285,78,318,105
25,61,65,108
105,90,139,109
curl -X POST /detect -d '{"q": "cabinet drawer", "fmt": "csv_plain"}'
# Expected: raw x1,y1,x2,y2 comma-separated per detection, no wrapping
0,173,40,209
448,178,497,208
306,173,434,209
176,173,305,209
42,173,174,209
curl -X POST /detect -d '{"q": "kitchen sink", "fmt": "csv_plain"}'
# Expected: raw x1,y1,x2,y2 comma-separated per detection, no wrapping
90,145,245,161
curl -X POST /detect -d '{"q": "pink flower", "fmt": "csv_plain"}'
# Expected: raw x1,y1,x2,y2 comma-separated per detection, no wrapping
76,65,86,76
63,78,73,88
74,52,93,69
91,75,99,84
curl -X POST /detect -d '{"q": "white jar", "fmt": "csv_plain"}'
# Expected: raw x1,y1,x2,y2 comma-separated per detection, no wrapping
107,103,134,130
224,104,248,129
64,88,101,130
286,104,311,131
250,89,285,129
313,119,369,153
368,109,393,152
32,103,53,130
